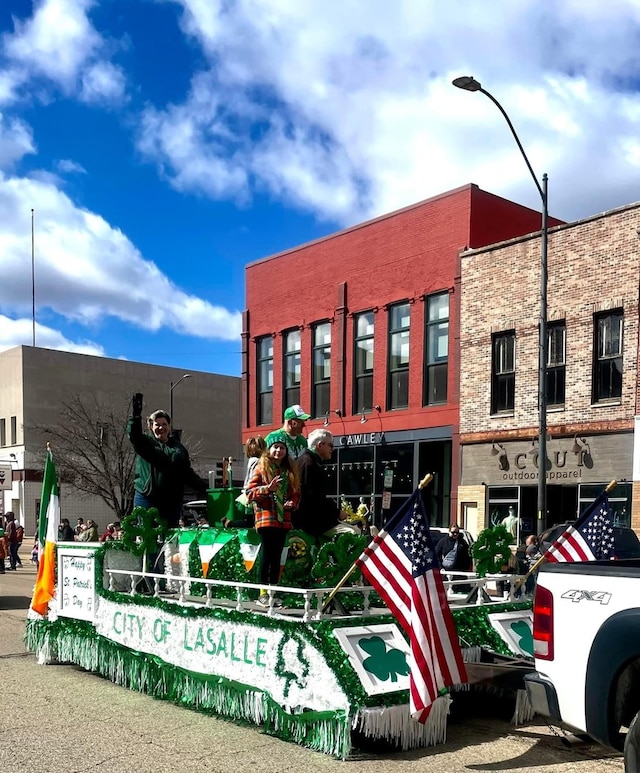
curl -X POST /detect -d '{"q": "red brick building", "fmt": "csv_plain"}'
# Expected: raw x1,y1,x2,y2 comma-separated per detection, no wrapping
243,184,558,528
459,200,640,539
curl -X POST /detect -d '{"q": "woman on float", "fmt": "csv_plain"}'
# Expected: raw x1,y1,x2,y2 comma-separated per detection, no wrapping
245,432,300,607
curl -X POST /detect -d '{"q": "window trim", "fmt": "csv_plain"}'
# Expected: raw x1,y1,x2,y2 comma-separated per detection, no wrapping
387,301,410,410
592,309,623,403
546,320,566,407
256,335,274,426
282,328,301,413
352,310,375,414
423,292,449,406
312,321,331,419
491,330,515,414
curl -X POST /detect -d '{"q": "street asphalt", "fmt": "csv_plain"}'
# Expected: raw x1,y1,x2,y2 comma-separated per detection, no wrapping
0,561,624,773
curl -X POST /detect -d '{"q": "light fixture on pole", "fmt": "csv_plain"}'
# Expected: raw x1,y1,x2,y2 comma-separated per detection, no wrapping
453,75,549,532
169,373,191,432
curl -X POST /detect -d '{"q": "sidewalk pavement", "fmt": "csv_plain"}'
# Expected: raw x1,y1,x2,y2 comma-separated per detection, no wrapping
0,562,623,773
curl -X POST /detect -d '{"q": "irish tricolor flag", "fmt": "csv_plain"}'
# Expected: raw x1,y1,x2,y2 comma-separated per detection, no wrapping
30,450,60,617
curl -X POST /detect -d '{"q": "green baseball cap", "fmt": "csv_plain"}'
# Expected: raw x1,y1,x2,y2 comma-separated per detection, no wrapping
283,405,310,421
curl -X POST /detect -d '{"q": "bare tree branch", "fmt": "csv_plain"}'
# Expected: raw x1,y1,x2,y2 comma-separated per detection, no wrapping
31,392,136,521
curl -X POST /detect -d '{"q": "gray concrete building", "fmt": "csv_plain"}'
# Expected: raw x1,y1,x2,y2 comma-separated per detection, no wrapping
0,346,242,534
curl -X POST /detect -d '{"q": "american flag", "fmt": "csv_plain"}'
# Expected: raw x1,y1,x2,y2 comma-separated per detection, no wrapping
545,492,615,563
356,489,467,722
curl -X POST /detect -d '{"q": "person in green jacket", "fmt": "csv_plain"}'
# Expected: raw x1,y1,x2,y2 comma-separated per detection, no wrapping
127,393,207,528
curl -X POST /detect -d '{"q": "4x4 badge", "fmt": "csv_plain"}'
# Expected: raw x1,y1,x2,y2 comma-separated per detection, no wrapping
560,589,612,605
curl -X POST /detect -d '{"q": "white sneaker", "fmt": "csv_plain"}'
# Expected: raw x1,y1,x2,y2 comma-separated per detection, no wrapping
256,594,270,607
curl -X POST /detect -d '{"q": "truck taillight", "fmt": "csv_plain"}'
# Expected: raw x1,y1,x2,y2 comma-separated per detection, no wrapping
532,584,554,660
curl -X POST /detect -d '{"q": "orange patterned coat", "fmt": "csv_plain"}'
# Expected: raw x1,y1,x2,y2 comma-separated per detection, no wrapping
245,467,299,530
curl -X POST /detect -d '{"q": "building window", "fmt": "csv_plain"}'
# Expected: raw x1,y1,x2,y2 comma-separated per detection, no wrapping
593,310,623,402
424,292,449,405
0,419,5,447
256,336,273,425
283,329,301,410
546,321,566,407
491,331,515,413
353,311,374,414
312,322,331,418
10,416,16,446
387,302,410,409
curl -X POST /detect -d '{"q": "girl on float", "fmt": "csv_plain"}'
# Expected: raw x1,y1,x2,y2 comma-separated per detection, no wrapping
245,432,300,607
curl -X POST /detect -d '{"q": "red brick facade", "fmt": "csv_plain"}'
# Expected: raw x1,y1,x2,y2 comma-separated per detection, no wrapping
243,184,554,525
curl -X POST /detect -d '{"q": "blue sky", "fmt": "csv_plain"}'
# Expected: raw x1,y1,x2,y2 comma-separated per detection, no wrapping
1,1,640,376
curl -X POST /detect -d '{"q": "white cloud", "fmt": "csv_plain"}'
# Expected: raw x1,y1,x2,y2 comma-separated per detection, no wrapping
81,60,126,104
0,112,35,168
0,314,105,356
55,158,87,175
135,0,640,224
0,172,242,343
2,0,126,104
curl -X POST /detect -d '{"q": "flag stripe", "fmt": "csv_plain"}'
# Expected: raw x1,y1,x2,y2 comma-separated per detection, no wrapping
356,489,467,723
31,451,60,617
541,492,613,566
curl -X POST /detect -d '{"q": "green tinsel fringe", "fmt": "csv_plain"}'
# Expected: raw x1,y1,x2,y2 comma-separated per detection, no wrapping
25,618,352,759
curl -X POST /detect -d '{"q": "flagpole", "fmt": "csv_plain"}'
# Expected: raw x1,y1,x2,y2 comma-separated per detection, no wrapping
321,473,434,613
515,478,618,590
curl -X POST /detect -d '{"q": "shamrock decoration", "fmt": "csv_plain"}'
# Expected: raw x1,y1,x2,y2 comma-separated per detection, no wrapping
510,620,534,656
311,532,367,587
471,525,513,577
121,506,168,557
359,635,409,682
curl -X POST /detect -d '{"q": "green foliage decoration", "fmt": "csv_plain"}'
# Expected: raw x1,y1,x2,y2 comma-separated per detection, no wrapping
120,506,167,557
471,525,513,577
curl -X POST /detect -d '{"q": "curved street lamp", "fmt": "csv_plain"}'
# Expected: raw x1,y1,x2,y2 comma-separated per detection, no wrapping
453,75,549,532
169,373,192,431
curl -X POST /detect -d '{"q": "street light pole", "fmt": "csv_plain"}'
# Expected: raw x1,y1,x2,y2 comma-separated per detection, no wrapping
169,373,191,431
453,75,549,532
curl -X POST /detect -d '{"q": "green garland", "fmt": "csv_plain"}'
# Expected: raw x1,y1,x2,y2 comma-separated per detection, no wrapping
311,533,367,587
25,617,350,758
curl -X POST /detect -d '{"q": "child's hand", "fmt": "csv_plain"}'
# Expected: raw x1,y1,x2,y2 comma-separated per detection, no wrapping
268,476,282,492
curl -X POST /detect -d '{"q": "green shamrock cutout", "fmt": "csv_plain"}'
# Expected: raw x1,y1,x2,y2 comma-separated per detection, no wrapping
121,506,168,557
359,635,410,682
510,620,534,656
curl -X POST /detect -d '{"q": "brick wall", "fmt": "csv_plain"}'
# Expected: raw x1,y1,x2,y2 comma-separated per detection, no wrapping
460,202,640,439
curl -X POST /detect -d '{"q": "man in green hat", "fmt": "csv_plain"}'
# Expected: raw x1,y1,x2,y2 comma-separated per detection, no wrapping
265,404,310,460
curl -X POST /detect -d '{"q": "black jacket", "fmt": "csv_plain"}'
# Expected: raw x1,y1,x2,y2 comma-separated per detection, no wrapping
435,534,471,571
293,449,340,537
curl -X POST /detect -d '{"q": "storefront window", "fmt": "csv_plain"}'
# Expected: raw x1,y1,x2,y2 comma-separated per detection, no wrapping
578,482,631,526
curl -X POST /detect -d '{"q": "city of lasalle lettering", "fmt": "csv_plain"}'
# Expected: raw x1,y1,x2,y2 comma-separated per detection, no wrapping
112,610,268,666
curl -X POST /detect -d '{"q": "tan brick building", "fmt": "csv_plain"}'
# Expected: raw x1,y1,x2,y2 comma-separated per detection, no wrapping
458,200,640,539
0,346,242,534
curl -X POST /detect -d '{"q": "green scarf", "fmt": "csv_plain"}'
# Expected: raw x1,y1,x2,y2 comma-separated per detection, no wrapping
269,461,289,523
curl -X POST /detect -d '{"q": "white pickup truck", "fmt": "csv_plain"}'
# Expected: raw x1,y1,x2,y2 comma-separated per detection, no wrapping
524,559,640,772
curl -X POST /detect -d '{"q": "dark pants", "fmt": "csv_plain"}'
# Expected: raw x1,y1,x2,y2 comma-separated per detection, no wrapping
133,491,182,529
9,542,19,569
257,527,287,586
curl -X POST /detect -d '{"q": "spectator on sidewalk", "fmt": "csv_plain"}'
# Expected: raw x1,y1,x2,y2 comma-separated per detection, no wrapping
5,512,19,570
58,518,75,542
0,528,8,573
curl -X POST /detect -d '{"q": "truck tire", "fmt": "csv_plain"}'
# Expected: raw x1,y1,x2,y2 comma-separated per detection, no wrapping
625,711,640,773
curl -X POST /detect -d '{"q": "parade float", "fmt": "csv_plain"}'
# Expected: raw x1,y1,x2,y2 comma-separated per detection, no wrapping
26,481,534,759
